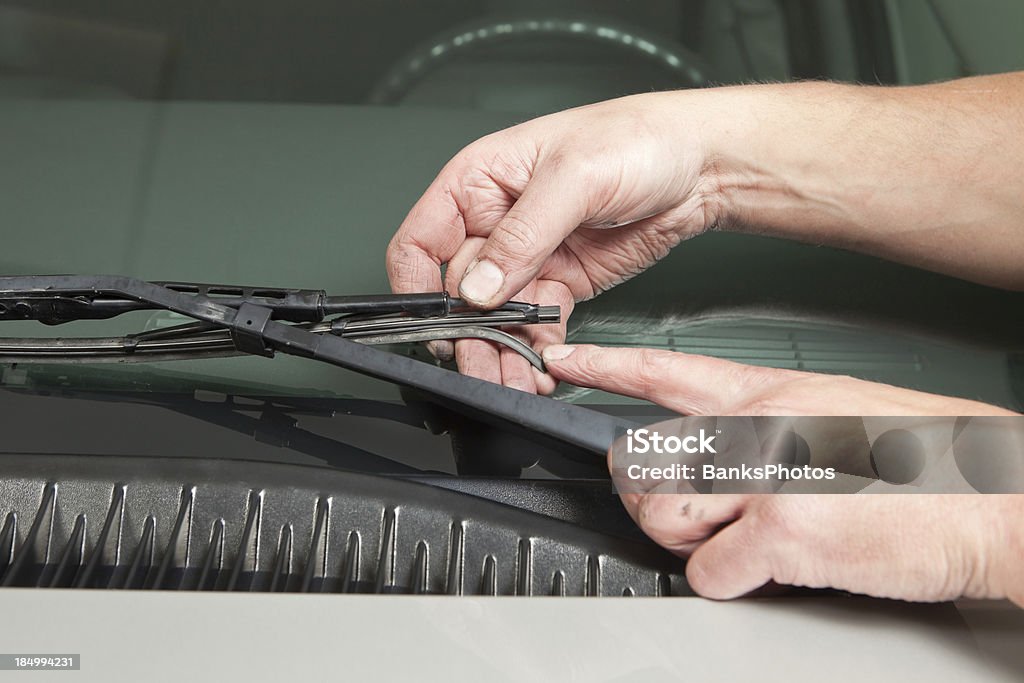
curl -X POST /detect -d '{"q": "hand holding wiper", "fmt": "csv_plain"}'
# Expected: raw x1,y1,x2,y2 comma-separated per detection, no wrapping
0,275,633,457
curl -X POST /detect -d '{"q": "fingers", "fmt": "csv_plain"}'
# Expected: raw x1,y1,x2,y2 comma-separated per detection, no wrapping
458,164,589,307
686,517,776,599
387,167,470,363
546,345,1022,417
447,256,572,392
386,173,467,296
542,345,763,414
499,344,536,394
444,235,487,294
617,487,773,598
628,492,752,555
496,280,539,394
454,338,501,385
681,495,1005,602
528,279,574,394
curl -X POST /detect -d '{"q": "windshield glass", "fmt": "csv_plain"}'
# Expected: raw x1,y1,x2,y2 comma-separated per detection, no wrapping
2,0,1023,403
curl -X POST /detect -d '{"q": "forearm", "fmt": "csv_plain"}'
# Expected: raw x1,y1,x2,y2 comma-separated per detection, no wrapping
694,73,1024,290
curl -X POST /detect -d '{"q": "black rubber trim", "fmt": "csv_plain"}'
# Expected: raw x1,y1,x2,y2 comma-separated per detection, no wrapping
0,456,690,597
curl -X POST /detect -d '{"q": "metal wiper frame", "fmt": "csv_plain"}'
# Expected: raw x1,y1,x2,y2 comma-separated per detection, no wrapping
0,279,556,369
0,276,632,456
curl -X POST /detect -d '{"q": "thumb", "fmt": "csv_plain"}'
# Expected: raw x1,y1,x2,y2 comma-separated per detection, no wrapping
458,166,588,307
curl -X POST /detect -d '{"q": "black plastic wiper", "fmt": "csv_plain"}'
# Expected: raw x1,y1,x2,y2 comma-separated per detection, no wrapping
0,281,556,325
0,279,558,370
0,276,634,457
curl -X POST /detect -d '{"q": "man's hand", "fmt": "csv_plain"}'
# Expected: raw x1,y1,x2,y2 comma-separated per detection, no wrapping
542,344,1024,606
386,73,1024,606
622,492,1024,607
387,94,719,394
388,74,1024,394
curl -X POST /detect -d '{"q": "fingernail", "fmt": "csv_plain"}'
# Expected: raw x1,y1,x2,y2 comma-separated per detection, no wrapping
459,259,504,305
542,345,576,362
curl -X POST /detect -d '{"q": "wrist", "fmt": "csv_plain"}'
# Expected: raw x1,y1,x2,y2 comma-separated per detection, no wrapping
608,83,864,239
691,80,868,237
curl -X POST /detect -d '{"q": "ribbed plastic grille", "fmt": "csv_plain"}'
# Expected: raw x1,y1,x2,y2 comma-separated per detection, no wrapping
0,456,689,597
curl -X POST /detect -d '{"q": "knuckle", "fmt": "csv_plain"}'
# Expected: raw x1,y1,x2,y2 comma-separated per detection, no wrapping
450,136,492,168
574,347,605,379
540,140,603,186
636,496,683,549
491,212,541,260
384,241,418,284
542,146,570,172
736,369,840,416
633,349,676,397
384,236,406,266
739,394,778,417
728,365,791,415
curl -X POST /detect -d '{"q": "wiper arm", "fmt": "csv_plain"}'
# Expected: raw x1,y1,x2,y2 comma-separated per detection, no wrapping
0,276,635,457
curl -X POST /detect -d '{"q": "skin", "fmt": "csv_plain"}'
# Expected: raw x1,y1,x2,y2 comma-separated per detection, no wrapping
386,73,1024,606
542,344,1024,607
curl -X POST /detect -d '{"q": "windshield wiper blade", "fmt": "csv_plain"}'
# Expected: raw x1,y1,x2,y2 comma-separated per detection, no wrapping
0,278,557,368
0,275,635,456
0,321,547,369
0,278,558,326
